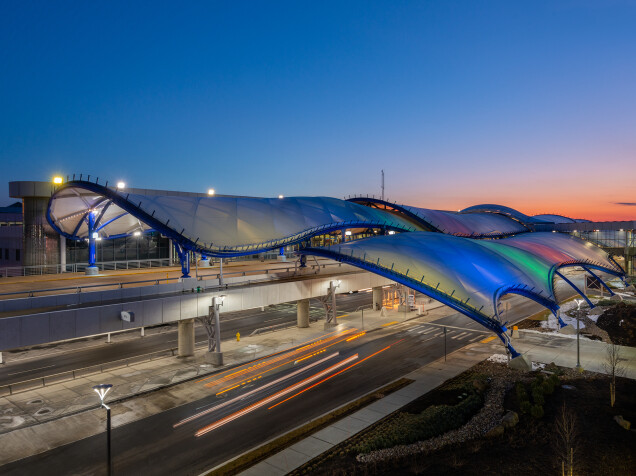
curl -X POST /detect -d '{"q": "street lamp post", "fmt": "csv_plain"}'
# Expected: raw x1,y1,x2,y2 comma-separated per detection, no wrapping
93,383,113,476
443,326,447,362
574,299,584,372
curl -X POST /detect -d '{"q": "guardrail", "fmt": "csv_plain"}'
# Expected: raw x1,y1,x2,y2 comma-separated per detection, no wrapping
0,347,179,397
0,258,172,278
0,261,342,299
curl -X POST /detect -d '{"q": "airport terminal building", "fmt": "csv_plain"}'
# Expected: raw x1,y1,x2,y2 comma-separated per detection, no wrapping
2,178,634,277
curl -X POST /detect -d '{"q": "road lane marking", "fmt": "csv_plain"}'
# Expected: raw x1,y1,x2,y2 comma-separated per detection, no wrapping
480,336,497,344
7,364,55,376
382,321,399,327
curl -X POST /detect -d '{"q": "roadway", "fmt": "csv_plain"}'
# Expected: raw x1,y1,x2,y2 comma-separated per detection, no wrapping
0,289,569,476
0,291,373,387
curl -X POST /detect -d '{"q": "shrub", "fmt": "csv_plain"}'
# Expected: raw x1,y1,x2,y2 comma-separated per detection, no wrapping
532,388,545,405
515,382,528,402
519,400,532,414
541,380,555,395
530,404,544,419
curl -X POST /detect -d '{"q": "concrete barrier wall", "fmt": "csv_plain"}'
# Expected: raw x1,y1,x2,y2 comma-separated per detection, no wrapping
0,271,393,350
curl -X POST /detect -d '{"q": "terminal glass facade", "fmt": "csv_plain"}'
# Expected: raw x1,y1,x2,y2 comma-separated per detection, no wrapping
65,232,170,264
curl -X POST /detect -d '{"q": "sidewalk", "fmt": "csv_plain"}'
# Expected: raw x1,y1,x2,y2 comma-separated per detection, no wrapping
236,330,636,476
0,303,441,466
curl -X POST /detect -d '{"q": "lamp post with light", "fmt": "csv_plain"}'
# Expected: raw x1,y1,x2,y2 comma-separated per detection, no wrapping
574,299,585,372
93,383,113,476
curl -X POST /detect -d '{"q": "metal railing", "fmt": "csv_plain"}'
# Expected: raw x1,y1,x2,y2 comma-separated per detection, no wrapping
0,261,345,299
0,347,178,397
0,258,173,278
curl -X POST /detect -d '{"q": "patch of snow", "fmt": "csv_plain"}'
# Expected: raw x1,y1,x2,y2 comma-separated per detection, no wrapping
532,362,546,371
487,354,509,364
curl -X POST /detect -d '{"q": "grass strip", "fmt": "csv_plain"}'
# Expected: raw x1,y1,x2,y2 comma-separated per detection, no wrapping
204,377,414,476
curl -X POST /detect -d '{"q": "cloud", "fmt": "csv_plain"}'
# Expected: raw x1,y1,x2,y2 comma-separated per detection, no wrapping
613,202,636,206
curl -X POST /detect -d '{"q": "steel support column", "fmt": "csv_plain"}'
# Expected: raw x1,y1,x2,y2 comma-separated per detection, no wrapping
174,243,190,278
583,266,615,296
555,270,594,308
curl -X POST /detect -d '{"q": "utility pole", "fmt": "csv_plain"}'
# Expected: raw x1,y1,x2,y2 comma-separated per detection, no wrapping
381,170,385,201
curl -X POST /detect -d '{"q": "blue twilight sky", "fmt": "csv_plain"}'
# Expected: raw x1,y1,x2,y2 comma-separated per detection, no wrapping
1,1,635,219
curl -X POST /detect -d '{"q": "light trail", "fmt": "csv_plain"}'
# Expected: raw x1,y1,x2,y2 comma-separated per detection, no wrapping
212,329,358,393
194,354,359,437
267,345,391,410
173,352,340,428
345,331,366,342
195,329,343,385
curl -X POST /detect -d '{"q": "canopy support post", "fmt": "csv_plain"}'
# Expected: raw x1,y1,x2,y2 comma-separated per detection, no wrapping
174,243,190,278
555,270,594,308
582,266,615,297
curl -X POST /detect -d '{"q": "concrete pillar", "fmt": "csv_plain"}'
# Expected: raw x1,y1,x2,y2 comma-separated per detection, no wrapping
372,286,383,311
178,319,195,357
60,235,66,272
140,326,145,337
297,299,310,328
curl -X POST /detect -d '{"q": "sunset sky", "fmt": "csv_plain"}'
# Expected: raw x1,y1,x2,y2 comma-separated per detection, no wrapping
1,1,635,221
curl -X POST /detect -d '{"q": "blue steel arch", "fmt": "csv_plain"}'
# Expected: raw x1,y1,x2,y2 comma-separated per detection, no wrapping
301,245,522,356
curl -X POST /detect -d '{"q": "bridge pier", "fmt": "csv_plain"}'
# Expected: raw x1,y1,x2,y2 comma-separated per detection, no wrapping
177,319,195,357
297,299,309,328
372,286,383,310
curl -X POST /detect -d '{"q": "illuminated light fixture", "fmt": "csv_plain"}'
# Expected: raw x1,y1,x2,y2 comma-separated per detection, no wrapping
573,230,577,233
278,194,284,199
133,231,141,236
208,188,215,196
116,181,126,189
388,230,396,235
93,383,113,403
92,232,99,239
53,176,63,184
345,230,352,236
619,229,624,232
96,237,102,241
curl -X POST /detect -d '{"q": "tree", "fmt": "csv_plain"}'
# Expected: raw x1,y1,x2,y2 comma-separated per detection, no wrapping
554,403,578,476
602,342,624,407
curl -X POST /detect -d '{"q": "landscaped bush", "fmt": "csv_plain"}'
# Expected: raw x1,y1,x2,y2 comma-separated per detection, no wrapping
519,400,532,414
530,404,544,419
531,388,545,406
353,391,484,454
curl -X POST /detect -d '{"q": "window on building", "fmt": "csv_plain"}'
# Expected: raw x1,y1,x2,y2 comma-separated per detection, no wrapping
4,248,8,260
16,249,20,262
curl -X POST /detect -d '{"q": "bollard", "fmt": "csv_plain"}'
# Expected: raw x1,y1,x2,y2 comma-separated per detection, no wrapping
236,332,240,342
511,326,520,338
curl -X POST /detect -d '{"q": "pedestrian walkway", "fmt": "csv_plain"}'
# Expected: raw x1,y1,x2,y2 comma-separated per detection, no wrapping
0,304,438,466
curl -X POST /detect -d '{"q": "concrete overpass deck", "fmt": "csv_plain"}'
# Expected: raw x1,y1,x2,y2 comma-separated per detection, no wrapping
0,258,334,300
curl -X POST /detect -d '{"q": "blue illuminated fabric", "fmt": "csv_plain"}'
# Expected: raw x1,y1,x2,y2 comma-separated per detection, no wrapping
304,232,623,320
